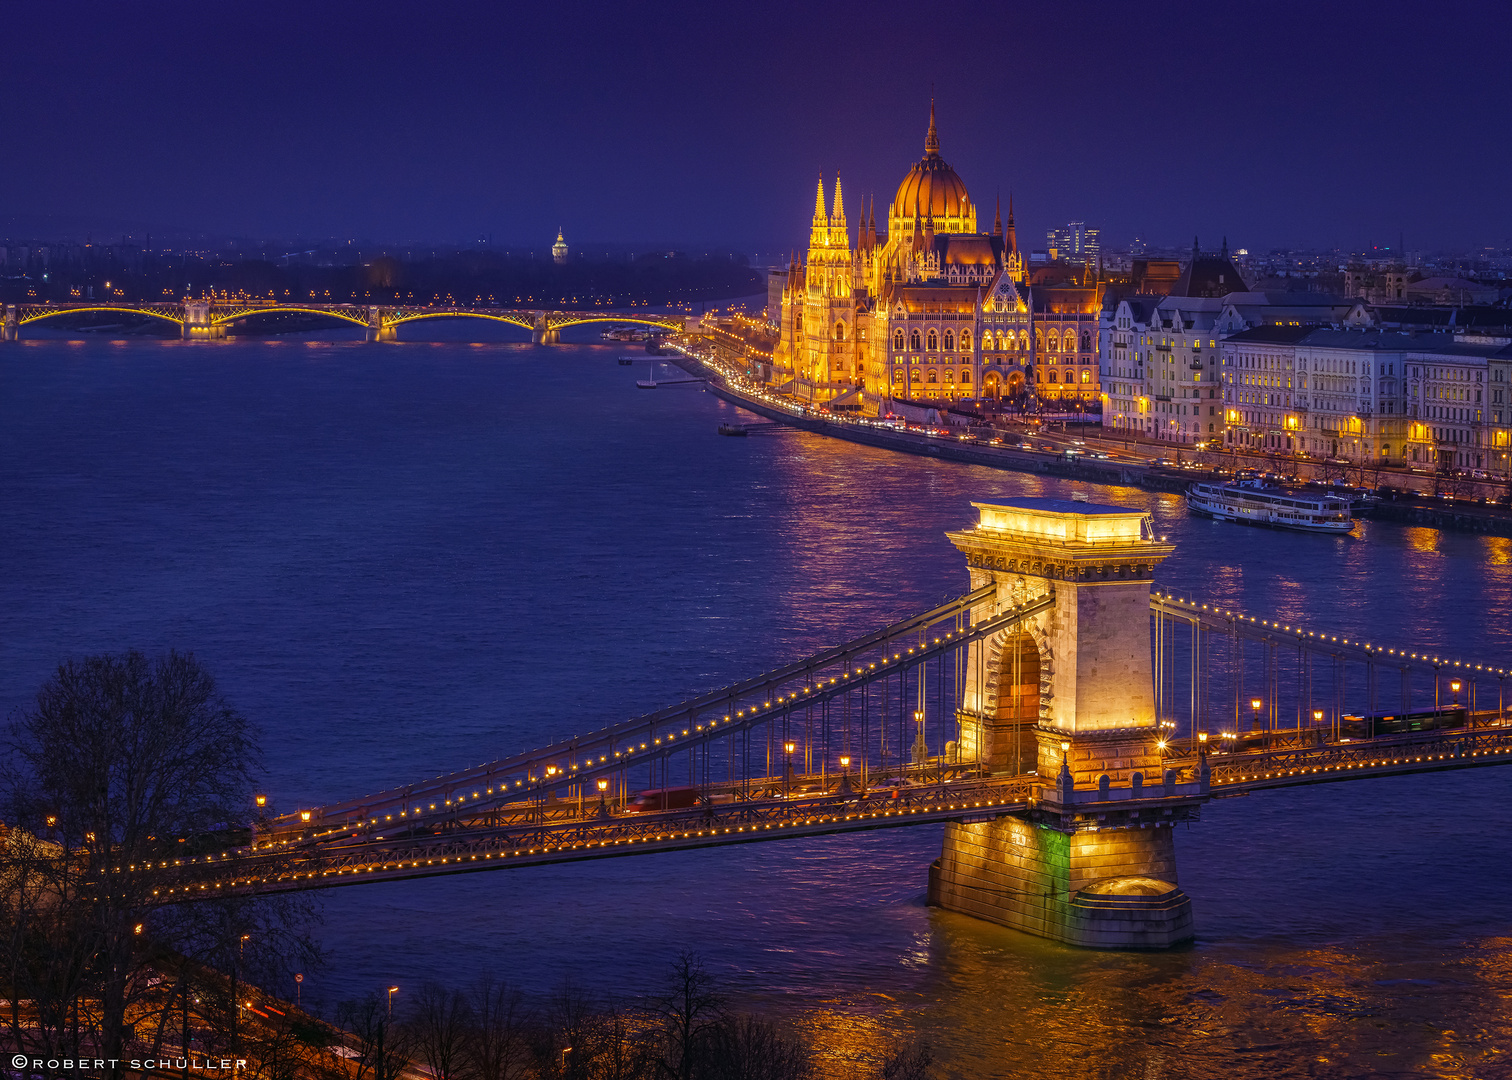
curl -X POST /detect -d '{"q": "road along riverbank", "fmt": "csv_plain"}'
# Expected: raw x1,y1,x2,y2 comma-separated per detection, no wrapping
670,349,1512,538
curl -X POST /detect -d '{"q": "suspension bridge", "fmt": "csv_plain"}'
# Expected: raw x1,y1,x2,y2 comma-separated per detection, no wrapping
121,498,1512,949
0,301,684,343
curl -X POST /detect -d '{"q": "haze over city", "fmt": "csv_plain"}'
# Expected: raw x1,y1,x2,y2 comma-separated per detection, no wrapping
3,0,1510,252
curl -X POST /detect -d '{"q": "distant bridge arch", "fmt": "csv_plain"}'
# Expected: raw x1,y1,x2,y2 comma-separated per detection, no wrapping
17,304,184,327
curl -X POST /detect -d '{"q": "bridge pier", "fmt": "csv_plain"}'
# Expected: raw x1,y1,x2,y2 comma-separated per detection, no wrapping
2,305,16,342
530,313,559,344
365,306,396,342
929,498,1196,948
181,301,225,340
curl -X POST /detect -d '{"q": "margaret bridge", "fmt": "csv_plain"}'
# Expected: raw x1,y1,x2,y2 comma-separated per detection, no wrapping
90,498,1512,949
0,301,686,343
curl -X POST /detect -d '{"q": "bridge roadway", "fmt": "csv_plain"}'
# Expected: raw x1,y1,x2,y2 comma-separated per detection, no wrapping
133,721,1512,901
1,300,685,341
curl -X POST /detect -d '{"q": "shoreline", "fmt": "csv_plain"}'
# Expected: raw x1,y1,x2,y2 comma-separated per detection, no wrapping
669,349,1512,540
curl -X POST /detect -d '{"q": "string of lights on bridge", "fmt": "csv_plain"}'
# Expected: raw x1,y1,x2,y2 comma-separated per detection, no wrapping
1155,591,1510,677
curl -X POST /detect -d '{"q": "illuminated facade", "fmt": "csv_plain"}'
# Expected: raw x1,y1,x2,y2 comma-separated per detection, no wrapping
773,106,1103,410
552,230,568,265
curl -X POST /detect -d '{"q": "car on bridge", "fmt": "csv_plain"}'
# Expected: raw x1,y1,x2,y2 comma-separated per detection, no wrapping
627,786,701,812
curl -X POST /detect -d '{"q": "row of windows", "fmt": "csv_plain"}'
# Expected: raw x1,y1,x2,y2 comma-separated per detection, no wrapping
892,368,973,384
887,328,1095,352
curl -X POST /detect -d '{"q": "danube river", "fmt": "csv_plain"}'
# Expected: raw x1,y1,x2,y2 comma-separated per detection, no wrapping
4,331,1510,1078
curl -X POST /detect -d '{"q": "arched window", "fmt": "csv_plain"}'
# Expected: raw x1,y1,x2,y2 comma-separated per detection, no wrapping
960,369,971,384
893,368,903,383
943,329,955,351
910,368,921,382
835,322,846,341
1081,369,1091,384
1044,331,1056,352
927,369,938,383
943,370,955,383
894,329,904,351
927,328,939,351
1062,330,1075,353
1080,330,1091,352
909,328,921,351
960,329,972,352
1020,331,1030,351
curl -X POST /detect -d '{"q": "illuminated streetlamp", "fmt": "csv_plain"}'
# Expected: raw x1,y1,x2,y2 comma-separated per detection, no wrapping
1250,697,1263,732
388,986,399,1018
1451,678,1462,707
783,741,796,794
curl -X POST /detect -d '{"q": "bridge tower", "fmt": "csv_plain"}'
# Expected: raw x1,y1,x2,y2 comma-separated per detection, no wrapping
928,497,1198,948
2,305,16,342
181,301,225,340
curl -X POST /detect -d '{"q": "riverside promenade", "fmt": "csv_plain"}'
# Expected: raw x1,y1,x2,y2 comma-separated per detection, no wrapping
670,346,1512,539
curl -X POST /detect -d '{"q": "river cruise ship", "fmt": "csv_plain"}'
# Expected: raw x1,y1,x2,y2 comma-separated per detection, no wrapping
1186,478,1353,533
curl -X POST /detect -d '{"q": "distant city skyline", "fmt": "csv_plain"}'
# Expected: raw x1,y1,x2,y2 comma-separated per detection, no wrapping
2,1,1509,253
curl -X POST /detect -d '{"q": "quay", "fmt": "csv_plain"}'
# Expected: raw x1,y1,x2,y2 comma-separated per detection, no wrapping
669,348,1512,540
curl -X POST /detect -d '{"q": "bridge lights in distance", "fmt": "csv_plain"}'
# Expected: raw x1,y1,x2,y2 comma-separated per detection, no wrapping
839,756,851,769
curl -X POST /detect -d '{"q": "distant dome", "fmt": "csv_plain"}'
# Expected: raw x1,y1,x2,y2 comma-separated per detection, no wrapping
890,104,975,235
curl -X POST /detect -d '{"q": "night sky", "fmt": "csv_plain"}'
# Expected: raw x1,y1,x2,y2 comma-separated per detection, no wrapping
4,0,1509,252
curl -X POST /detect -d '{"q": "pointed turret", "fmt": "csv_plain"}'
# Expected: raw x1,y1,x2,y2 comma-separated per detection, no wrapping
831,174,845,223
1192,236,1201,257
993,193,1003,237
1221,236,1229,258
813,174,828,225
1005,193,1017,252
925,99,939,155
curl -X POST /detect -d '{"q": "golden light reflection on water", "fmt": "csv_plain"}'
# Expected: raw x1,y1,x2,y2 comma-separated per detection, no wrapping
760,918,1512,1079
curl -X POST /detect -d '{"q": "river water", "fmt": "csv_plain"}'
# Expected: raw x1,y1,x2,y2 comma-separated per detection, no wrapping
3,330,1510,1079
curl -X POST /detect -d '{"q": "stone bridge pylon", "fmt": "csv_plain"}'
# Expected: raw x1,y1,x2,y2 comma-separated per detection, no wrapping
929,497,1195,948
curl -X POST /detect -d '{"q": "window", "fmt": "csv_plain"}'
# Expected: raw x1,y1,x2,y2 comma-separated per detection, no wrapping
1080,331,1091,352
927,329,938,351
943,329,955,351
909,329,921,351
927,369,937,383
892,368,903,383
1081,369,1091,384
960,369,971,384
943,370,954,384
834,322,846,341
910,368,921,382
894,329,904,351
960,329,972,351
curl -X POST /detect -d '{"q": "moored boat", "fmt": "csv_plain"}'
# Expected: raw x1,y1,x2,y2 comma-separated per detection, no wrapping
1186,479,1353,533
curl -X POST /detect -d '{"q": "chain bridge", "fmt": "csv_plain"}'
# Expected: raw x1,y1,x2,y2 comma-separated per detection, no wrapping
0,301,684,343
115,498,1512,950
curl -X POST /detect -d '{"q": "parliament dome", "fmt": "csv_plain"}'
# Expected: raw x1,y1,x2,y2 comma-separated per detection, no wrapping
890,104,976,235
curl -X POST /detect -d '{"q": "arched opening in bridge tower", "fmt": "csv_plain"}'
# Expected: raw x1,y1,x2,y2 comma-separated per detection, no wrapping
987,631,1038,775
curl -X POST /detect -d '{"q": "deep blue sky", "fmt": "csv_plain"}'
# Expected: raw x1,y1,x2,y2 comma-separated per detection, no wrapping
4,0,1509,253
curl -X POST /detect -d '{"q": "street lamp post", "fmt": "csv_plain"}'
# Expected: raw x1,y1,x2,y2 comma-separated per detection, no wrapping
783,741,795,795
596,777,610,817
1250,697,1263,734
388,986,399,1019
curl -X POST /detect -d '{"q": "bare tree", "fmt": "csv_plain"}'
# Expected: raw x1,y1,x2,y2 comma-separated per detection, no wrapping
1,650,260,1076
704,1014,814,1080
408,981,474,1080
338,994,414,1080
465,974,533,1080
651,952,726,1080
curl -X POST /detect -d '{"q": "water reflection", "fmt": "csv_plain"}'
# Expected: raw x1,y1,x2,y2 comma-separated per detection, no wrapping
1,337,1508,1078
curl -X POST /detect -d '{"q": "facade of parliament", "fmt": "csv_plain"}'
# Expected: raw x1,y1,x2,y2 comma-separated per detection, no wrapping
771,105,1102,411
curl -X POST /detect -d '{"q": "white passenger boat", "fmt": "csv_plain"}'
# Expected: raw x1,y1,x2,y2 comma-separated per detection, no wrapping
1186,479,1353,533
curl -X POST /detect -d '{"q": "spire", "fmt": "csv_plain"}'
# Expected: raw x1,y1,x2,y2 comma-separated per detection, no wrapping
1221,236,1229,258
813,174,828,224
993,193,1003,237
1192,235,1201,257
1005,192,1017,253
831,173,845,222
925,99,939,155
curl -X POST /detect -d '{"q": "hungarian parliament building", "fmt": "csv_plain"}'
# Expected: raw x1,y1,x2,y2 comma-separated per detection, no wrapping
770,105,1102,413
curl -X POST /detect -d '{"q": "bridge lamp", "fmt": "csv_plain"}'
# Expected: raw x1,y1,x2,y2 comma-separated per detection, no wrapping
784,741,796,755
300,811,311,823
388,986,399,1018
1313,709,1324,726
255,794,267,808
1451,679,1462,705
1250,698,1263,729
